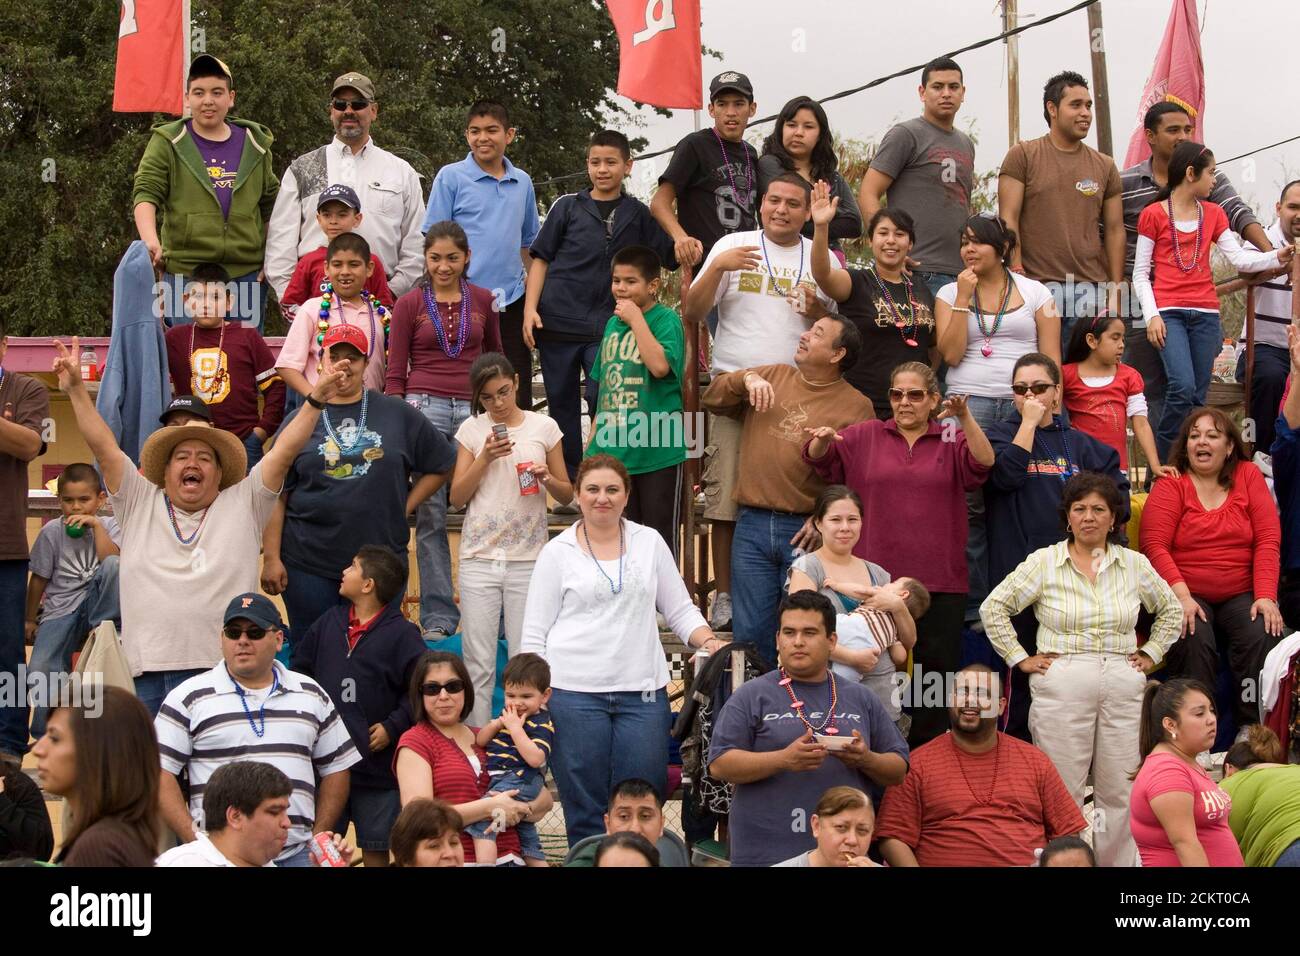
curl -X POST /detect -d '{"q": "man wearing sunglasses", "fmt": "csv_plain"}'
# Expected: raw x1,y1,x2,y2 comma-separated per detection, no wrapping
155,593,361,867
265,71,426,301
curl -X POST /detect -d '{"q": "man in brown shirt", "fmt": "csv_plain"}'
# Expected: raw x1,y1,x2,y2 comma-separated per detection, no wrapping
0,325,51,762
997,70,1124,349
701,314,872,663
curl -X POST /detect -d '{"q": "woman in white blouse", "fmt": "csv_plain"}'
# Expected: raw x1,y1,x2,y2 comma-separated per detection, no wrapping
520,453,723,846
449,352,573,725
981,471,1181,867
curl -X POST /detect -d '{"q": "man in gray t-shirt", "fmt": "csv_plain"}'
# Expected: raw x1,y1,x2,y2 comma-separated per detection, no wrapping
859,57,975,296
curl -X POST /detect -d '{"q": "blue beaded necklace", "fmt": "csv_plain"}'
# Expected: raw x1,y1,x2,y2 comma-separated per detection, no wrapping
578,518,625,594
1033,417,1077,484
231,666,280,738
421,279,472,359
322,390,369,452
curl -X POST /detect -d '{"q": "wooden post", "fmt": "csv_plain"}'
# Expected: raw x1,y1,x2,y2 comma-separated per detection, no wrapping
680,263,700,608
1004,0,1020,149
1293,238,1300,325
1245,287,1256,454
1087,1,1113,156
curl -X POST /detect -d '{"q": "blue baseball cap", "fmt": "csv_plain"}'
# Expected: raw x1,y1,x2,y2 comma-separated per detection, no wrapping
222,593,284,631
317,184,361,212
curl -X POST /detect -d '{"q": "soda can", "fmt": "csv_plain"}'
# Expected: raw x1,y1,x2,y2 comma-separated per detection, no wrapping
517,461,540,496
309,832,346,867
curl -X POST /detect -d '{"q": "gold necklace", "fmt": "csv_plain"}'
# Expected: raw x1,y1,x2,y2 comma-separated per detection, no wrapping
798,370,838,388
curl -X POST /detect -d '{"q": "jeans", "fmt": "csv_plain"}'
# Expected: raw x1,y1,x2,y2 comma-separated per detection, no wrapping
0,560,29,756
27,555,121,739
1124,320,1166,474
731,507,808,666
407,393,470,635
1153,308,1222,462
537,338,599,479
1276,839,1300,867
161,269,268,334
916,271,957,299
464,768,545,860
458,558,533,727
282,563,404,654
134,668,209,718
275,842,314,867
1051,278,1106,354
961,396,1019,622
243,432,265,474
1238,343,1289,457
547,687,671,846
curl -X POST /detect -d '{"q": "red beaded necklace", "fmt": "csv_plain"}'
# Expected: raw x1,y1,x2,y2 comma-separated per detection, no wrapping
778,666,839,735
1166,197,1205,274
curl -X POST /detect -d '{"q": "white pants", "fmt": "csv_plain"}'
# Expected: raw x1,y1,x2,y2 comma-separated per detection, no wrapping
458,557,535,726
1028,653,1146,868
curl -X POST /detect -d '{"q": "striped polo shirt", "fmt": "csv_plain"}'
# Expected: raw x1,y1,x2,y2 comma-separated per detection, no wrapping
156,661,361,861
1238,221,1294,351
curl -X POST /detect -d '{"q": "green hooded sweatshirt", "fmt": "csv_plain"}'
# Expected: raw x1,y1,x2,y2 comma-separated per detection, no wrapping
132,117,279,277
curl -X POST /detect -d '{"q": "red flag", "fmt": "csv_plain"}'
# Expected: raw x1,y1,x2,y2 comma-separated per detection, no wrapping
113,0,190,114
1123,0,1205,167
605,0,702,109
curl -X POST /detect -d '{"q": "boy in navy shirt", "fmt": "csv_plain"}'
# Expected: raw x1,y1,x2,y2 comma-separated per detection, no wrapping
469,653,555,866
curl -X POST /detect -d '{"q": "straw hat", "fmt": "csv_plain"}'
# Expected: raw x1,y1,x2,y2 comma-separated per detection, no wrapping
140,424,247,491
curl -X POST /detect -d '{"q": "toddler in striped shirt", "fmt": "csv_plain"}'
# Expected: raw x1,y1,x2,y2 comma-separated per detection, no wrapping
830,578,929,730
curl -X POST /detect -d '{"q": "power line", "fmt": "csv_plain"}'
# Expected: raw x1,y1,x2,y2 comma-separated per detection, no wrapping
1218,134,1300,167
535,0,1100,187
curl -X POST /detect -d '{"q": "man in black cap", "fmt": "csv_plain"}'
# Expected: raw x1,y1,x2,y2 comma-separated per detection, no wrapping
159,395,213,428
265,71,426,300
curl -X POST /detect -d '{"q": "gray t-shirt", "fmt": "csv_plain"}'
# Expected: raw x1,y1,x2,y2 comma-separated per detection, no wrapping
773,851,811,867
28,516,121,621
869,117,975,277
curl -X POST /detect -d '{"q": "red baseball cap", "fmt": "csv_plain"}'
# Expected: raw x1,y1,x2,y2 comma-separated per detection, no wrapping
321,324,369,356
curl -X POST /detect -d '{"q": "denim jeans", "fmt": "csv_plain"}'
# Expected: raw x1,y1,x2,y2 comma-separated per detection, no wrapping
281,563,403,655
28,556,121,739
731,507,808,666
547,687,671,846
916,271,957,299
537,338,599,479
1051,278,1106,354
274,842,314,867
243,432,265,474
1238,343,1289,457
161,269,268,334
1124,320,1166,471
1276,839,1300,867
464,767,546,860
1154,308,1222,462
0,560,29,756
134,668,209,718
960,396,1019,622
407,393,469,635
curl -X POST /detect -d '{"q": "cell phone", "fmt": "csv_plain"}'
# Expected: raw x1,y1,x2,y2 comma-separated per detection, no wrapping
492,423,509,441
814,733,854,751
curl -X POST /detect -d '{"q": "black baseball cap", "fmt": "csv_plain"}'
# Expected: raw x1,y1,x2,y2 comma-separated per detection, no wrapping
189,54,233,86
223,593,284,631
159,396,213,425
317,184,361,212
709,71,753,102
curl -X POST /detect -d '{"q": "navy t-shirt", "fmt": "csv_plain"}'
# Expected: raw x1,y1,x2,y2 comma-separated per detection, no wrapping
708,669,910,867
280,390,456,577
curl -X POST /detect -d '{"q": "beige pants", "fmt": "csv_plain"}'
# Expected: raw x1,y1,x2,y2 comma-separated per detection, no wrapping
1028,653,1146,868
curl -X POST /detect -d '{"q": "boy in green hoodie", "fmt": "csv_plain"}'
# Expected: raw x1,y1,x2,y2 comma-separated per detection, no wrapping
132,54,279,333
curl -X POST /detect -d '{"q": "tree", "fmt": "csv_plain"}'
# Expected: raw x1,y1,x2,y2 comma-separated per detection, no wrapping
0,0,639,335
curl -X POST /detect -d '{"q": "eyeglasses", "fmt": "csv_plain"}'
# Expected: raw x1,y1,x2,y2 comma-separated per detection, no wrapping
421,680,465,697
332,98,370,112
1010,382,1055,396
888,387,929,402
223,624,268,640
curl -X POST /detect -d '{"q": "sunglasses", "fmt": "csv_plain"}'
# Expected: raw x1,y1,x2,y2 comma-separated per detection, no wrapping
421,680,465,697
223,624,269,640
332,98,370,112
888,387,929,402
1010,382,1055,396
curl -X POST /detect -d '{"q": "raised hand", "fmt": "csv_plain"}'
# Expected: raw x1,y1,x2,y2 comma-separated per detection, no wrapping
311,350,347,404
955,268,978,301
810,180,839,228
939,394,970,420
51,337,84,393
717,245,762,273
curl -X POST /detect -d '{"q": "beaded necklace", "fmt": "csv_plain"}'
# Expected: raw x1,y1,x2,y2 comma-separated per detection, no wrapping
778,666,839,735
188,321,229,396
315,283,389,361
952,734,1002,805
232,667,280,738
322,390,370,453
578,518,625,594
421,279,472,359
163,494,209,546
760,231,803,298
971,270,1015,357
711,127,753,215
869,266,919,347
1033,418,1076,484
1166,197,1205,274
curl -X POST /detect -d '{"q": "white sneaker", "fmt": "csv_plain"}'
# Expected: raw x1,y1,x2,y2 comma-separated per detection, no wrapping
710,592,732,630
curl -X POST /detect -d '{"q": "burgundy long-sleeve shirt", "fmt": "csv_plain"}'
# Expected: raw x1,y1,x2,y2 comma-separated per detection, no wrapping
384,282,502,399
804,418,990,594
165,323,285,439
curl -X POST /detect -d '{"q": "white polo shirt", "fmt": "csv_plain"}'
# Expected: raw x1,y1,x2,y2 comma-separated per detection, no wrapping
155,832,277,867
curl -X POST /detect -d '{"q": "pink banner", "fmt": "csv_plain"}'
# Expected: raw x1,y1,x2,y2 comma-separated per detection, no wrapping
1123,0,1205,167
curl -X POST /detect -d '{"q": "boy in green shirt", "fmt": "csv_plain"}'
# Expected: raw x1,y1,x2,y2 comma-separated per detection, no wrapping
588,246,687,554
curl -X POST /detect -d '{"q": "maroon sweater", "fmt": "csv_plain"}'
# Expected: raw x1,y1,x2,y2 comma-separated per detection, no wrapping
385,283,502,400
165,323,285,439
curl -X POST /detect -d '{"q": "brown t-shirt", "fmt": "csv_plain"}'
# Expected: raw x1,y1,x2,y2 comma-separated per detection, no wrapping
701,364,873,514
0,371,49,560
999,135,1122,283
57,817,156,867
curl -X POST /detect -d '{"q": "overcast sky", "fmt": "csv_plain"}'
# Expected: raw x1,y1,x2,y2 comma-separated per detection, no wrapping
610,0,1299,218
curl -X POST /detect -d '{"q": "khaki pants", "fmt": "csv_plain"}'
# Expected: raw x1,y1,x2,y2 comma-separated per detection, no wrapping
1028,653,1146,868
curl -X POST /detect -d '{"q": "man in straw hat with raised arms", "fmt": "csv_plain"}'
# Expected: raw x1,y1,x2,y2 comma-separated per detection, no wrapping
50,336,346,716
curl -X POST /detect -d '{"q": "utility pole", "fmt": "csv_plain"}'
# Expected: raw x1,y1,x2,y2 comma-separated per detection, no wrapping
1087,1,1114,156
1003,0,1020,149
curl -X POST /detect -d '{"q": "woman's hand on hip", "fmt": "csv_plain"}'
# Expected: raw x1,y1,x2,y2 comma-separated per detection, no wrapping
1017,653,1059,674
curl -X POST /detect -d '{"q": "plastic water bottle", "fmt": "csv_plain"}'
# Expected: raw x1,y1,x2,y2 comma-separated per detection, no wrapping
79,346,99,383
1212,340,1237,383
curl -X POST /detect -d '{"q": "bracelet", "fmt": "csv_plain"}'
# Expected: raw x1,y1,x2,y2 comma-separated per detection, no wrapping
949,306,970,313
306,395,325,410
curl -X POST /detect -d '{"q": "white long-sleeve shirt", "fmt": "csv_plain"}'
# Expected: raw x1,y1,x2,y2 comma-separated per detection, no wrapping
264,137,427,300
1133,222,1281,323
520,520,707,693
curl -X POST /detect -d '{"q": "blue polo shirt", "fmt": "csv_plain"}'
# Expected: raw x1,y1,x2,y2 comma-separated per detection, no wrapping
1273,414,1300,572
421,152,540,307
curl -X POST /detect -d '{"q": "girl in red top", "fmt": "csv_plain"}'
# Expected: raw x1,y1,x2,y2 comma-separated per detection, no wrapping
1133,142,1292,462
1129,678,1243,867
1139,408,1283,732
1062,312,1168,476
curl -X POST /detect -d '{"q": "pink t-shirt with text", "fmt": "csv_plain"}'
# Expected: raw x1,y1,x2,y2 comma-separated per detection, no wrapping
1129,752,1243,867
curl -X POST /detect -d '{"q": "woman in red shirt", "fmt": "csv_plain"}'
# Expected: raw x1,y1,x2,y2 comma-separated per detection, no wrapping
394,651,550,865
1139,407,1284,732
1129,678,1243,867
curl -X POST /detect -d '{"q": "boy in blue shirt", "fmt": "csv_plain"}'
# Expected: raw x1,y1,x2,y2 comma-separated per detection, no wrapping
469,653,554,866
423,100,540,408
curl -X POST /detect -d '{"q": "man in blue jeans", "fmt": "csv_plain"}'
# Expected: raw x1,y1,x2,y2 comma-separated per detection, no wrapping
0,324,50,763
